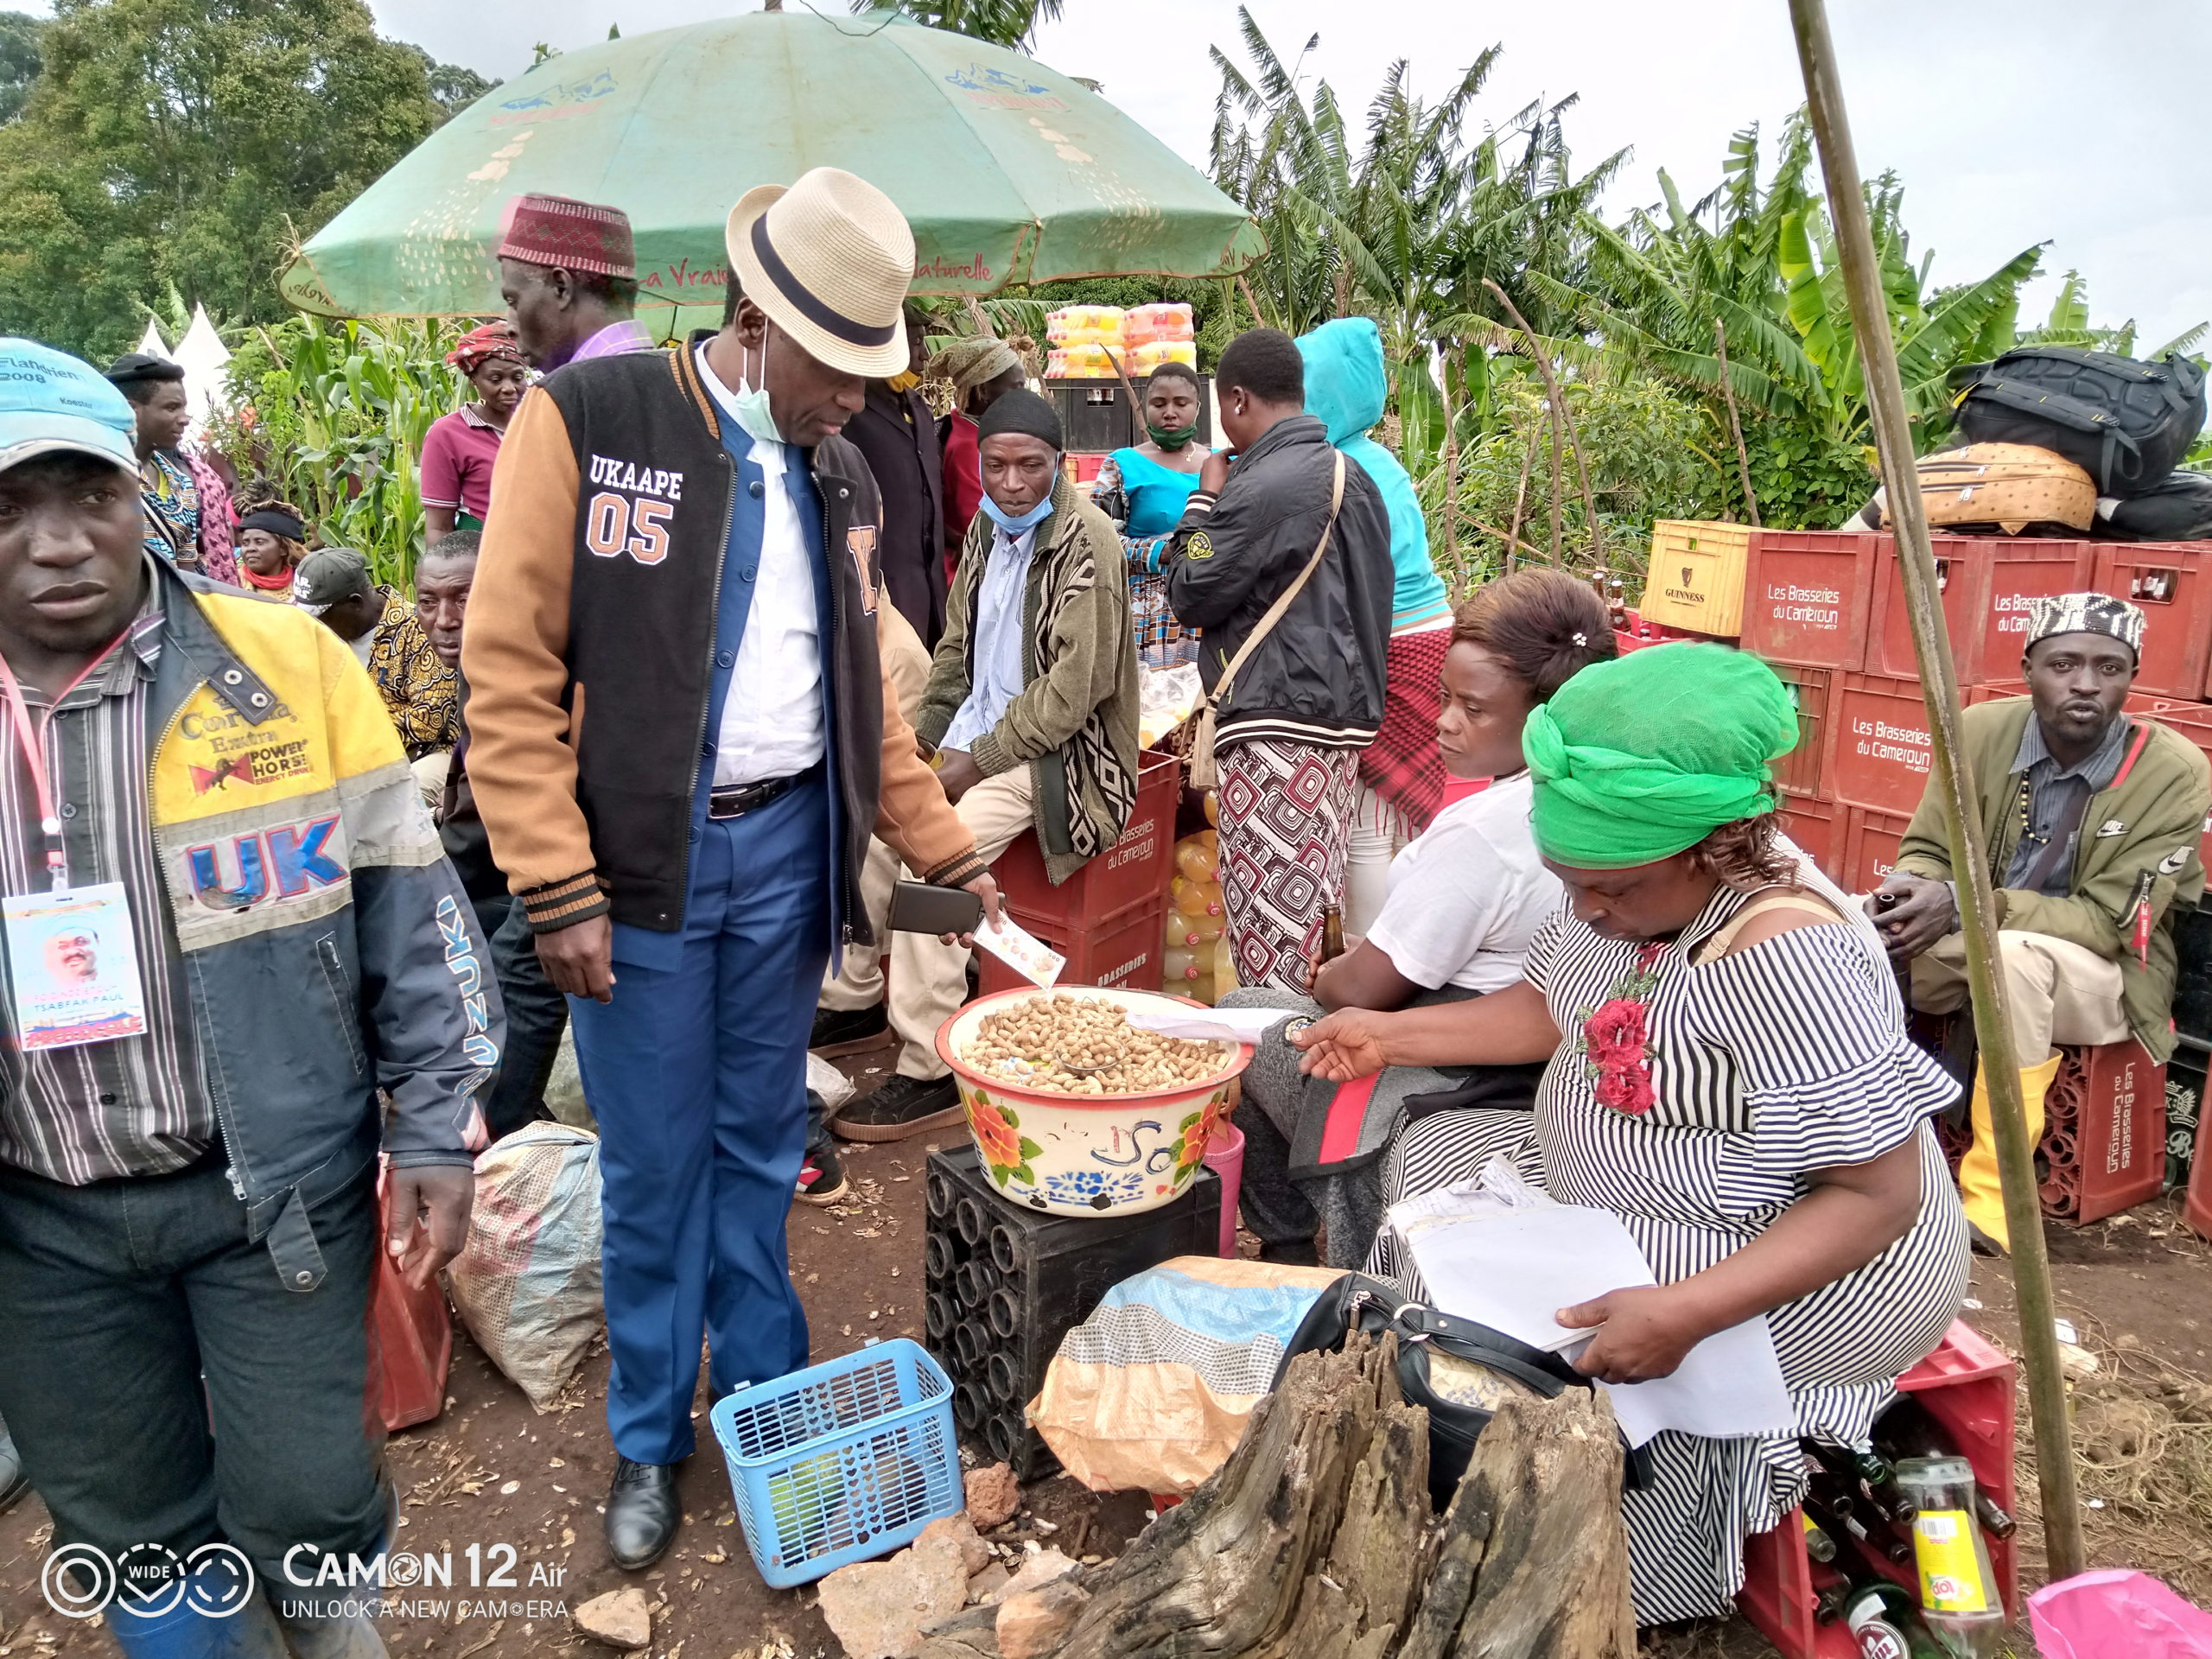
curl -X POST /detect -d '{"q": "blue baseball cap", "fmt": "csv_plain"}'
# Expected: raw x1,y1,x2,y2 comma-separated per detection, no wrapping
0,337,141,479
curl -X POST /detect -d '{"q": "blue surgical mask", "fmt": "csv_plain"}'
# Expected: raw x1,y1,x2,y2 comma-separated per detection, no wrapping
979,468,1058,536
731,337,781,447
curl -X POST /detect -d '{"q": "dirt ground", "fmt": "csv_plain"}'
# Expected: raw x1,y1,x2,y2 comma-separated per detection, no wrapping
3,1050,2209,1657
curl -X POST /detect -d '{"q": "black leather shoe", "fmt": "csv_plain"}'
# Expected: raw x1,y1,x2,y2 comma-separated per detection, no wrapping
606,1458,680,1570
810,1002,891,1057
831,1072,963,1143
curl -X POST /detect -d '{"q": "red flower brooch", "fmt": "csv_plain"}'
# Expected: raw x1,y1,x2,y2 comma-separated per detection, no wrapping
1577,943,1663,1116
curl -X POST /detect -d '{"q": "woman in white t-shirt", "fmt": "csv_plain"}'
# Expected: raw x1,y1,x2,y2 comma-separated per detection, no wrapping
1225,570,1618,1266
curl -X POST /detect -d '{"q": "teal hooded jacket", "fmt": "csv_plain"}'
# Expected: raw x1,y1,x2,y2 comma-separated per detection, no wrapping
1297,318,1450,632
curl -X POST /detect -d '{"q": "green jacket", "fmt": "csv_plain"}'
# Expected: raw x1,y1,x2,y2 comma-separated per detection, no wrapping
917,474,1141,886
1896,696,2210,1060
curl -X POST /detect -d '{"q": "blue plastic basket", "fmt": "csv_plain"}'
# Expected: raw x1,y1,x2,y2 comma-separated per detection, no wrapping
709,1338,962,1588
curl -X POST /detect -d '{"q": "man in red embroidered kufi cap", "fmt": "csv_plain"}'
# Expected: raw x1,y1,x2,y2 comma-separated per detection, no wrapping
496,194,652,371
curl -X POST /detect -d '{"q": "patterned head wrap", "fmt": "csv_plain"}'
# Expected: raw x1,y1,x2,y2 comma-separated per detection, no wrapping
446,321,524,377
926,334,1023,399
1523,643,1798,869
2025,591,2145,660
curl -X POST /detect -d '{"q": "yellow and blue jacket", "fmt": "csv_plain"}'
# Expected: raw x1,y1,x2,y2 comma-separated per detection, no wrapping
143,562,499,1282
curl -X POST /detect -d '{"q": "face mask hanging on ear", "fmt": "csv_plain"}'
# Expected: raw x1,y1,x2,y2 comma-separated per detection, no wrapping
979,463,1060,536
732,334,782,447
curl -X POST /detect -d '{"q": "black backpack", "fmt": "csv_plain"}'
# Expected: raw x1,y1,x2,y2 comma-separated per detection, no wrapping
2095,467,2212,542
1950,347,2206,498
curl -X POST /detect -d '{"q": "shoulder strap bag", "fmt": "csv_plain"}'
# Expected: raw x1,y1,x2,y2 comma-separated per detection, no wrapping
1186,452,1344,789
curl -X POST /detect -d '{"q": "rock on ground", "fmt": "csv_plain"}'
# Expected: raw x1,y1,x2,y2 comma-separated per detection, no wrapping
996,1580,1090,1659
996,1548,1077,1601
573,1586,652,1650
963,1463,1020,1529
819,1535,972,1659
919,1512,994,1575
965,1561,1011,1605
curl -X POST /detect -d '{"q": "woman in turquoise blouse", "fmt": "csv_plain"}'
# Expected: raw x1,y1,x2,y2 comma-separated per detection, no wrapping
1096,361,1210,555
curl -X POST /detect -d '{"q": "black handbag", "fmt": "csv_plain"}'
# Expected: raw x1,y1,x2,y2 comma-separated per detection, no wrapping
1276,1273,1651,1506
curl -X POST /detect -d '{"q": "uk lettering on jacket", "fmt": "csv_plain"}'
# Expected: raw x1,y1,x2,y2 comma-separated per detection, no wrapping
2,883,149,1050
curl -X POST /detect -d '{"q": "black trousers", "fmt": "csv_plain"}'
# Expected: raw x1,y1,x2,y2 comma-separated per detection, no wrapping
0,1152,385,1596
474,892,569,1140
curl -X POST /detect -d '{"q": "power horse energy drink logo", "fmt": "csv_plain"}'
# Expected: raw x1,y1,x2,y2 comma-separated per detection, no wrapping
189,739,314,793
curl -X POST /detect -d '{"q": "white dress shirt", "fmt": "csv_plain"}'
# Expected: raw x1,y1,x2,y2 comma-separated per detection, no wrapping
941,522,1038,753
694,344,826,787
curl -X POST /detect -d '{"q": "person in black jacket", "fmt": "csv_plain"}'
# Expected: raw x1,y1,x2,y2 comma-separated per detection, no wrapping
844,305,949,644
1164,327,1394,992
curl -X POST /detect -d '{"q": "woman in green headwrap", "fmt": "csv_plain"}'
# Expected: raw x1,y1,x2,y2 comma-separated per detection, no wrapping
1292,643,1969,1627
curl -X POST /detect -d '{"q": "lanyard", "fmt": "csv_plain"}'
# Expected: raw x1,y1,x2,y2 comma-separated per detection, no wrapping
0,632,131,893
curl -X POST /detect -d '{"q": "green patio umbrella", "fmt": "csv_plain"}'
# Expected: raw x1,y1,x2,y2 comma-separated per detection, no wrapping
281,9,1262,322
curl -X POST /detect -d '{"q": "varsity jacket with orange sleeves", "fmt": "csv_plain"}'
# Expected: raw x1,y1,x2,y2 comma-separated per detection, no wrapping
460,344,985,944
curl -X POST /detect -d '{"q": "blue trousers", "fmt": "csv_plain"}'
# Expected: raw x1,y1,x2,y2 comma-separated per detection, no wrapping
568,776,831,1465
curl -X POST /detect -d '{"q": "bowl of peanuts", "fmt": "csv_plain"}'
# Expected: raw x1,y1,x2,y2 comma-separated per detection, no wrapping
935,987,1252,1215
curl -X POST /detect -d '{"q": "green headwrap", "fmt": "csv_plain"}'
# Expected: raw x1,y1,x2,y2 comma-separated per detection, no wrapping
1522,643,1799,869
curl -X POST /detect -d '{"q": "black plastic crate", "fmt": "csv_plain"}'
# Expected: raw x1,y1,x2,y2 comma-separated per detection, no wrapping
922,1143,1220,1479
2174,899,2212,1049
2169,1039,2206,1191
1046,376,1213,456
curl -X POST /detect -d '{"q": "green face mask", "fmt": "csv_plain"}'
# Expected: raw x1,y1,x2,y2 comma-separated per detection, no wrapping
1146,420,1200,449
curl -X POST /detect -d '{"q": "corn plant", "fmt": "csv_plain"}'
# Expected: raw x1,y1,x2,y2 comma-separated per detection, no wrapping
211,315,478,591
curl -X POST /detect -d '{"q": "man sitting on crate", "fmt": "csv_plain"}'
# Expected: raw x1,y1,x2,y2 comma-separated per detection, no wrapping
1867,592,2209,1254
827,389,1141,1143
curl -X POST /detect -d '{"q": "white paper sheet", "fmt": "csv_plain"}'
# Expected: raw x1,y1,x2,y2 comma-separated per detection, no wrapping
1124,1005,1293,1044
1398,1163,1795,1446
973,914,1065,988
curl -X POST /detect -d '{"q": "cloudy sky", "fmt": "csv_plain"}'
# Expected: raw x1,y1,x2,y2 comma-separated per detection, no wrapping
43,0,2212,342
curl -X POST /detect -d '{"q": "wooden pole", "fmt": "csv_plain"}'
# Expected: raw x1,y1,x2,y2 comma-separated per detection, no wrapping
1484,279,1603,569
1236,274,1269,329
1505,423,1540,575
1788,0,2086,1584
1713,319,1763,528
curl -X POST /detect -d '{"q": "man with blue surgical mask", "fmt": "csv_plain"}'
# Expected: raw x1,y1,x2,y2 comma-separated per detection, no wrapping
828,388,1143,1141
463,167,1001,1571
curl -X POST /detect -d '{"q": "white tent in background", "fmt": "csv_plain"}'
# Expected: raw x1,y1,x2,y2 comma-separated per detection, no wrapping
134,318,168,359
173,305,232,439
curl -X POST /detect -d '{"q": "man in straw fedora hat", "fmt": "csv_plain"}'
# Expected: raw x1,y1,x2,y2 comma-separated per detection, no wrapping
466,166,1001,1569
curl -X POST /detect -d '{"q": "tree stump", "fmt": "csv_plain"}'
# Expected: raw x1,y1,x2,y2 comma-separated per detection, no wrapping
1055,1333,1635,1659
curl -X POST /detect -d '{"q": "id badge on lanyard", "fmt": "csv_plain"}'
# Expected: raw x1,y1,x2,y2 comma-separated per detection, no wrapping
0,641,150,1052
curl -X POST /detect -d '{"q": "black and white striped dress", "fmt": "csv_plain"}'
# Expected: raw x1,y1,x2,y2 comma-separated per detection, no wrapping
1370,852,1969,1625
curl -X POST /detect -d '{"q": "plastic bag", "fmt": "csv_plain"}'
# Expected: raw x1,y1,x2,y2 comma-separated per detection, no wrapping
2028,1569,2212,1659
446,1122,605,1411
1030,1256,1345,1494
808,1052,855,1113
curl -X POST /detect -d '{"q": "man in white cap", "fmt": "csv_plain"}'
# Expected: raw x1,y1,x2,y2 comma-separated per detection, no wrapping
465,167,1001,1569
1870,592,2210,1253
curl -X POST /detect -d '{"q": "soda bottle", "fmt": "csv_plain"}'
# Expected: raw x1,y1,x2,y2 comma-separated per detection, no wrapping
1875,1399,2014,1538
1891,1456,2005,1658
1846,1580,1946,1659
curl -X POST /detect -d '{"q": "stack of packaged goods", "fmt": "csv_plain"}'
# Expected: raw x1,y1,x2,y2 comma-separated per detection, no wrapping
1162,823,1230,1005
1122,302,1198,375
1045,305,1126,379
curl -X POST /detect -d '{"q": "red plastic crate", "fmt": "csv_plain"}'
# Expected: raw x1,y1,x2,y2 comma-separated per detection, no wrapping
1740,529,1881,671
2089,543,2212,700
2040,1039,2167,1224
1869,536,2094,685
1827,672,1936,816
1776,797,1843,883
1738,1320,2018,1659
1771,664,1832,798
987,749,1179,931
1613,607,1725,654
976,894,1168,998
1838,805,1912,894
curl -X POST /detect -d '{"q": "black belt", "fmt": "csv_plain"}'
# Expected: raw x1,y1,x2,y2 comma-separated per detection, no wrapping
707,763,818,820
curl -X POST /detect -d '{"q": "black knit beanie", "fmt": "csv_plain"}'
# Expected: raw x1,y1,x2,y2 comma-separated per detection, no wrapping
976,387,1064,451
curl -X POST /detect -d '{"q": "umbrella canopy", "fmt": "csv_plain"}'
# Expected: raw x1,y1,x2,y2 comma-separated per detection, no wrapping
282,10,1262,321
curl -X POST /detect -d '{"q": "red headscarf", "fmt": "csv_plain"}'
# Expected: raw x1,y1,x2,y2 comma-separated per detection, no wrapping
447,321,524,378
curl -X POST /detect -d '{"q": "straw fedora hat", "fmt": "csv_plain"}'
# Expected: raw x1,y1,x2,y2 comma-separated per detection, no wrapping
726,168,915,379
